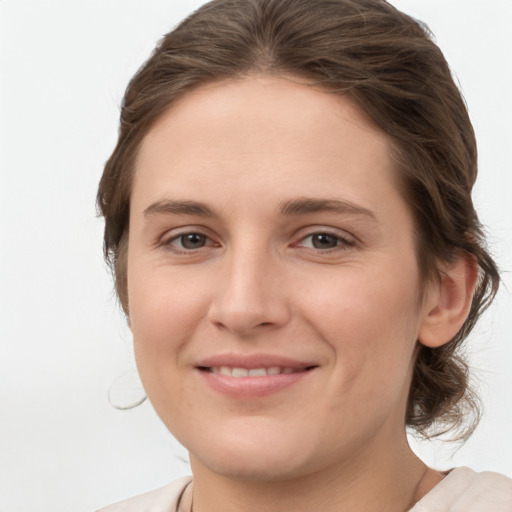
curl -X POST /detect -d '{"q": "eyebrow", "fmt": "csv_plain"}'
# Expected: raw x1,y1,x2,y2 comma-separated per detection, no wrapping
144,199,218,218
143,197,377,221
279,198,377,221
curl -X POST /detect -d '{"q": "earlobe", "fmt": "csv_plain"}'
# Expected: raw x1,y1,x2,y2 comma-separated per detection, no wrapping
418,254,478,348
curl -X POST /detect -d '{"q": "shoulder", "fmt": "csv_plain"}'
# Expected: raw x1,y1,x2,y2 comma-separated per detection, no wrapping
410,467,512,512
95,476,193,512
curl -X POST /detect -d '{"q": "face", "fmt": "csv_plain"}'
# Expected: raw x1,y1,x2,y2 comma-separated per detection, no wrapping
127,75,433,481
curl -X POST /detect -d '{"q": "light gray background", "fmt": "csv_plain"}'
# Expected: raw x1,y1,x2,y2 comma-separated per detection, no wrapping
0,1,511,511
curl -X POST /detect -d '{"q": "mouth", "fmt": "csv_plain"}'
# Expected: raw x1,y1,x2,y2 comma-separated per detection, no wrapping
195,359,319,398
197,365,318,377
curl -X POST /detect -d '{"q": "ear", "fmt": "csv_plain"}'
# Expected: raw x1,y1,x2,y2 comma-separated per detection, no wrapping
418,253,478,348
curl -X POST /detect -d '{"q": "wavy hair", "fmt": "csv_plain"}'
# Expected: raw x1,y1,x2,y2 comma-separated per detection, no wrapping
97,0,500,439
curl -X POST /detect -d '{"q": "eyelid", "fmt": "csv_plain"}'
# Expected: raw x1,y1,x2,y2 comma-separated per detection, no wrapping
158,226,220,252
292,227,357,251
156,225,357,254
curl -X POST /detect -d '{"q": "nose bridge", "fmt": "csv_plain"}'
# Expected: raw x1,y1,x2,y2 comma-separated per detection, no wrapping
208,235,289,334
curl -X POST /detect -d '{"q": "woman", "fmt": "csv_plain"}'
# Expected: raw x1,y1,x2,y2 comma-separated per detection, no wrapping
96,0,512,510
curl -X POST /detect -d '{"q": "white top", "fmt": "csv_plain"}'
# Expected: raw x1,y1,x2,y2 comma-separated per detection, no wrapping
96,467,512,512
96,476,194,512
409,467,512,511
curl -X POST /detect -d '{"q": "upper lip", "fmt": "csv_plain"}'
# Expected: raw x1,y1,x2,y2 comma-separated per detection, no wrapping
196,353,318,370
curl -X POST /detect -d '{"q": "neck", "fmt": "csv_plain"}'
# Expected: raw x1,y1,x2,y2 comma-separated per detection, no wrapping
189,433,444,512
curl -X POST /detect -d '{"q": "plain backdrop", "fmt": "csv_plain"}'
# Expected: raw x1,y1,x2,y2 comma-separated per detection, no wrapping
0,1,511,511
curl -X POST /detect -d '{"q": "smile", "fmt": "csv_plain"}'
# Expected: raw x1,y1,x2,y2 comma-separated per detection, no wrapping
196,362,318,399
201,366,312,377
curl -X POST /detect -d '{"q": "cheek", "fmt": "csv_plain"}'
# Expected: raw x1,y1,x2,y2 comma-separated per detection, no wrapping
301,263,422,393
127,271,204,426
126,264,206,393
129,264,205,338
304,258,421,336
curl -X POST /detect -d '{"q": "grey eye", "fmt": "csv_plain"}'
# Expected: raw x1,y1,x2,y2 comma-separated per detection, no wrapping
310,233,340,249
179,233,207,249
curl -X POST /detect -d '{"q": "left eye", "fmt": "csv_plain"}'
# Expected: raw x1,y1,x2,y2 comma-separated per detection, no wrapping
299,232,352,250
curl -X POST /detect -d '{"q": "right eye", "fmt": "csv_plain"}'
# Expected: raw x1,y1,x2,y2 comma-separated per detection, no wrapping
162,231,218,253
174,233,207,250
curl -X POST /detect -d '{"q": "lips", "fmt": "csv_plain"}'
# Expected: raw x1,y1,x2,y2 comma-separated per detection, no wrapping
195,354,318,398
196,353,317,371
206,366,306,377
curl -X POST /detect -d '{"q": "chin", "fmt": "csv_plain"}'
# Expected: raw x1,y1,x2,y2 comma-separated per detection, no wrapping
186,425,324,482
193,450,314,482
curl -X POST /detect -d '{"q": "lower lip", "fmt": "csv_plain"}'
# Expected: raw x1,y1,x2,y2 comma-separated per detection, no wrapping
197,369,315,399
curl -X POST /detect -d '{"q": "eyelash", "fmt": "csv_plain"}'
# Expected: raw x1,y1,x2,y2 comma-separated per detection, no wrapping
295,231,355,252
160,228,355,255
161,231,219,255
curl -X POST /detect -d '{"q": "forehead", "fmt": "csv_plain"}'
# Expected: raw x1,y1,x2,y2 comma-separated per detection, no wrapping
138,75,385,158
132,74,403,222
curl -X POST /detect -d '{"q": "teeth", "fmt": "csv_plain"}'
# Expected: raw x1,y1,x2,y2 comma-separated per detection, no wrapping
209,366,300,377
232,367,249,377
248,368,267,376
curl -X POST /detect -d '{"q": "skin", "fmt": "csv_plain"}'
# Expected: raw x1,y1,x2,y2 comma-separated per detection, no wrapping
127,75,475,512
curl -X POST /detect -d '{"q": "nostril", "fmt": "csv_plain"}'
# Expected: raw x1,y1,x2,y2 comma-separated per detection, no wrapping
208,294,291,335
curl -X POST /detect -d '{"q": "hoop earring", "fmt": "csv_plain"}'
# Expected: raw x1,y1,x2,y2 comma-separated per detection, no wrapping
108,368,147,410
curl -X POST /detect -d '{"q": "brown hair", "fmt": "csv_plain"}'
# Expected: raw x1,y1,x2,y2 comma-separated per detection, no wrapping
97,0,499,439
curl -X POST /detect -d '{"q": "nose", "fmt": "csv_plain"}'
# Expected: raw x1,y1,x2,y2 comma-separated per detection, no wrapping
207,243,291,336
